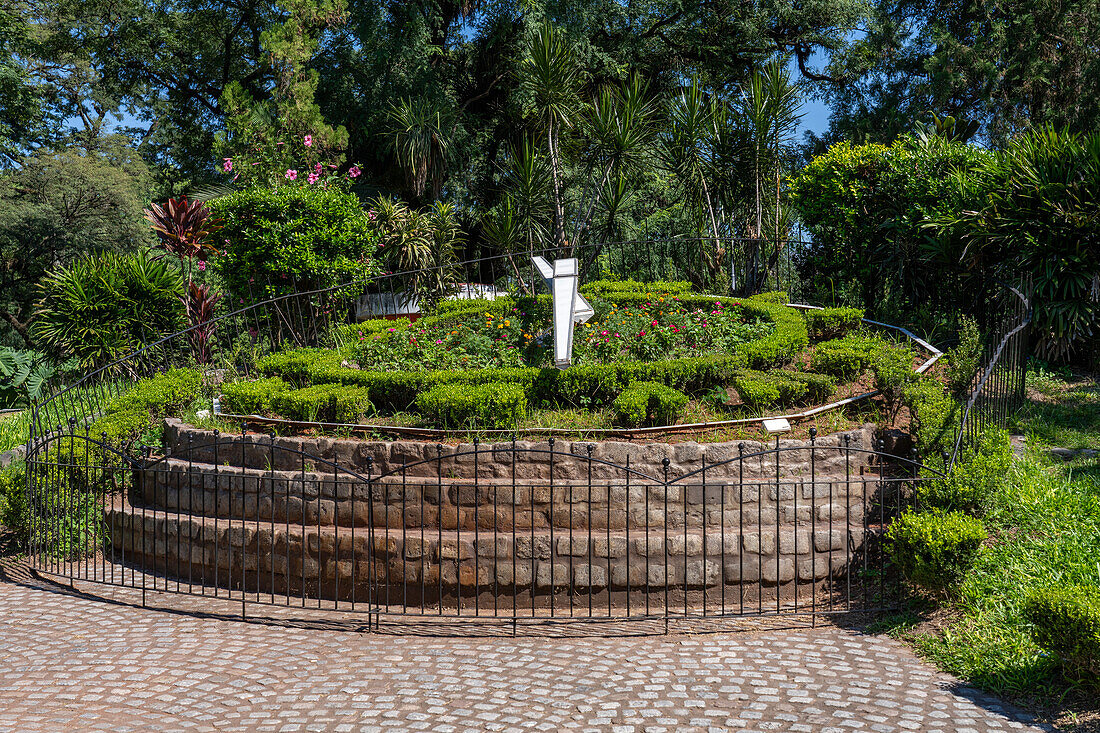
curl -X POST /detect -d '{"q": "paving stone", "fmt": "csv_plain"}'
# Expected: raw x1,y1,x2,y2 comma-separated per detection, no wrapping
0,563,1050,733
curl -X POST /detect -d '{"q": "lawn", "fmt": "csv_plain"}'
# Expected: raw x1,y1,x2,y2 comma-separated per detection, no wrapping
880,367,1100,731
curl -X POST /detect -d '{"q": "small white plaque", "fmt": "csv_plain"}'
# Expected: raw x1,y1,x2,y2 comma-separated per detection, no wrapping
763,417,791,434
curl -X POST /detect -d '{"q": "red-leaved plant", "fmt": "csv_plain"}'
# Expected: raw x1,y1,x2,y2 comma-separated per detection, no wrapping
144,197,225,364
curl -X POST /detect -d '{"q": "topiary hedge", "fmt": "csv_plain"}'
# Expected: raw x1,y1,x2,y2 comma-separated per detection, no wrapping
804,306,864,342
612,381,688,428
886,509,986,593
271,384,373,423
414,382,528,429
1024,585,1100,682
254,292,807,416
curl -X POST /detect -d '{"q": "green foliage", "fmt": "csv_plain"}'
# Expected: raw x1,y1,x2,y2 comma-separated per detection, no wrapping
0,348,75,409
900,378,960,456
803,307,864,342
731,370,807,409
0,142,154,348
917,431,1013,514
612,381,688,427
931,128,1100,363
0,461,28,545
111,369,203,417
789,136,992,326
271,384,372,423
580,279,693,297
786,371,837,403
886,509,987,593
368,196,462,309
33,251,184,372
414,382,527,429
810,334,886,380
221,377,291,415
210,184,380,299
1023,585,1100,682
871,345,917,403
946,316,983,398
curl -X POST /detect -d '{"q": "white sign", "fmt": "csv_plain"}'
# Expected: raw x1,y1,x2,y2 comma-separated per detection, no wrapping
532,256,594,369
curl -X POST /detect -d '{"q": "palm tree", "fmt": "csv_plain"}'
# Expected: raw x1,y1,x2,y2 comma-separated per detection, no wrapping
386,97,454,202
516,19,582,252
739,61,802,289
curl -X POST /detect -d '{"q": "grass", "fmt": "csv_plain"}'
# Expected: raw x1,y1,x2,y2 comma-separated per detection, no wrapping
891,367,1100,730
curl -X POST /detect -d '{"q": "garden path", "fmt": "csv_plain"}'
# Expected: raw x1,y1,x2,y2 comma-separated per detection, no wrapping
0,562,1048,733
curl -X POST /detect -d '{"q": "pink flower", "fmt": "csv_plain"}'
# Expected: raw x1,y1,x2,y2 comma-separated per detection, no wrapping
222,158,232,172
197,260,206,271
348,165,362,179
651,320,658,327
435,339,443,344
303,135,313,147
314,162,322,173
285,169,298,180
307,172,319,184
639,331,646,337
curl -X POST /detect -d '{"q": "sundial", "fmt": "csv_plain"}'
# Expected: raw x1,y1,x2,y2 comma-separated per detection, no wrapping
532,256,594,369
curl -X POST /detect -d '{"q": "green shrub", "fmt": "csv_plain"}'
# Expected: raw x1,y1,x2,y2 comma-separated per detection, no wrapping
255,349,330,386
0,462,28,546
271,384,373,423
221,377,291,415
731,370,808,408
330,318,410,346
917,430,1012,513
946,315,983,397
810,334,888,381
786,371,837,403
804,307,864,341
414,382,527,429
612,381,688,427
581,279,693,297
211,184,381,299
111,368,203,417
900,378,960,456
1023,585,1100,681
886,509,986,592
33,252,183,372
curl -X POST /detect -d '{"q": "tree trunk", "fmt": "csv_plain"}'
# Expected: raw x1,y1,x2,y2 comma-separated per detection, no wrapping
548,121,569,253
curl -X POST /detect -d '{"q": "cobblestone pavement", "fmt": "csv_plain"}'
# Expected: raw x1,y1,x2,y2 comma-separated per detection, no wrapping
0,565,1049,733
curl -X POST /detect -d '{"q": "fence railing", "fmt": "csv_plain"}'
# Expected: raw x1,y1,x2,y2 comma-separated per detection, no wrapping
950,283,1032,464
26,422,938,630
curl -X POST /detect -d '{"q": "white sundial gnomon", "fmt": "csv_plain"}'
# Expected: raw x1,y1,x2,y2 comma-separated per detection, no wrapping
531,256,594,369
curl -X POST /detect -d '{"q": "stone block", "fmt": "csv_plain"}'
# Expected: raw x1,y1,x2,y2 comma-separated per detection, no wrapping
475,535,511,558
514,535,551,560
778,529,812,555
435,538,474,561
684,558,721,588
666,534,704,556
555,535,589,557
535,561,570,589
814,529,847,552
742,530,777,556
761,558,795,585
797,556,833,581
593,536,627,558
573,563,609,588
723,556,760,584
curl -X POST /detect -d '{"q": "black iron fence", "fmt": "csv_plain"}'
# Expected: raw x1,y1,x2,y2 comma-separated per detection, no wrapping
26,421,940,629
950,283,1032,463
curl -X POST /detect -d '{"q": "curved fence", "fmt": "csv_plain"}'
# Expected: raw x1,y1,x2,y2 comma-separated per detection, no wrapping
27,422,937,629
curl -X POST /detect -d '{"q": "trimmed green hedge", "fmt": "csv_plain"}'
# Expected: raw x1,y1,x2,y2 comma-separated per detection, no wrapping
900,377,960,456
580,279,693,297
804,307,864,341
809,334,888,380
254,292,806,413
221,377,291,415
1024,585,1100,681
613,381,688,427
886,509,986,593
271,384,373,423
414,382,527,428
731,370,838,409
